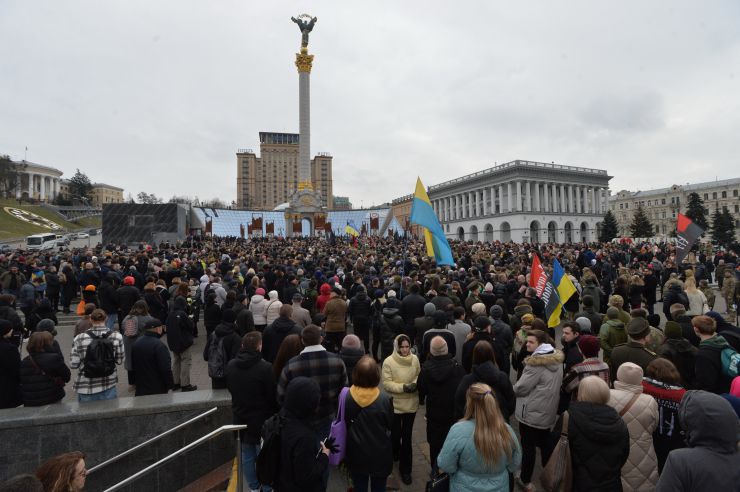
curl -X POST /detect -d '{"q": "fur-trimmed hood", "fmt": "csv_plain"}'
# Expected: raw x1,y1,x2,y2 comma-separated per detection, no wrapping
524,350,564,371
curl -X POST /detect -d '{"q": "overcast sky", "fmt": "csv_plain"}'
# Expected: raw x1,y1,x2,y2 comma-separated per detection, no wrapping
1,1,739,207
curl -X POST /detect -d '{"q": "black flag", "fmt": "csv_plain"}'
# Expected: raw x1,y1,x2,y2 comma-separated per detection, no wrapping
675,213,704,265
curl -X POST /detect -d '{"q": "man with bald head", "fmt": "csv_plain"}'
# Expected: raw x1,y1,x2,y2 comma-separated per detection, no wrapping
417,336,465,476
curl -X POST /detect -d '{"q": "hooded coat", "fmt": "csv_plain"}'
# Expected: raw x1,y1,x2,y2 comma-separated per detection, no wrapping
608,379,659,491
694,334,734,394
568,401,630,492
203,320,242,388
165,297,194,354
418,354,465,427
656,338,697,387
248,294,267,326
225,349,277,444
382,335,420,414
454,360,515,421
599,318,626,362
19,348,71,406
278,377,328,492
379,306,404,360
264,291,283,326
262,316,301,363
656,390,740,491
344,386,394,477
316,283,332,313
513,348,564,429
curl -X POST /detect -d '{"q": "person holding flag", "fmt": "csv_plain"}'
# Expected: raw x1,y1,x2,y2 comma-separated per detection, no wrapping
345,220,360,248
409,177,454,266
529,255,562,331
552,258,579,320
675,213,705,265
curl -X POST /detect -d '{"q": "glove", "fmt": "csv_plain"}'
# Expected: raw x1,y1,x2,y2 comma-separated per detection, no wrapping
323,436,339,454
403,383,417,393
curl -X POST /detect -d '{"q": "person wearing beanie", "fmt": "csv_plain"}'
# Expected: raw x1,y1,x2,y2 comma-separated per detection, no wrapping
607,362,659,491
463,282,482,320
470,302,487,319
413,302,437,349
462,316,508,376
606,294,631,327
574,316,592,335
609,318,657,381
656,321,698,387
489,304,513,373
419,311,457,364
417,335,465,476
630,308,665,352
131,319,174,397
599,307,627,363
562,335,610,400
480,282,496,314
339,334,364,386
447,306,471,365
0,319,22,409
249,287,268,331
203,306,242,389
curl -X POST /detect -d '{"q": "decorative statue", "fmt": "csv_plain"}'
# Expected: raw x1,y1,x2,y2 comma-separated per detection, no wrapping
291,15,317,48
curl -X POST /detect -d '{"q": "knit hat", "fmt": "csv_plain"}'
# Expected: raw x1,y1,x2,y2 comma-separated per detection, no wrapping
84,284,96,292
606,307,619,320
387,290,397,298
255,288,265,296
292,292,303,301
647,314,661,328
484,282,494,292
582,295,594,307
342,334,362,350
433,310,448,328
627,318,650,338
143,319,163,331
577,335,600,358
424,302,436,316
705,311,724,324
474,316,491,332
490,304,503,319
471,302,487,316
0,319,13,337
429,336,448,356
36,319,57,337
375,289,385,299
575,317,591,333
521,313,534,325
123,276,135,286
664,321,682,340
616,362,643,385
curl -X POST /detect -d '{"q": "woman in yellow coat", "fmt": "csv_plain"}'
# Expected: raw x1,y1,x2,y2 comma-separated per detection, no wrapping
382,334,420,486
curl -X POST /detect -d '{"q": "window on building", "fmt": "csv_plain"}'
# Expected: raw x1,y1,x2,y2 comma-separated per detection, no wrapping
723,206,728,213
722,191,727,198
647,200,651,206
712,192,717,199
735,204,739,213
625,203,629,209
733,189,738,197
704,193,708,200
619,203,623,210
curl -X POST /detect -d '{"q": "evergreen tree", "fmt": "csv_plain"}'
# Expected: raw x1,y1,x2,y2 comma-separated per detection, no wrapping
599,210,619,242
684,192,709,234
0,155,26,198
630,206,654,237
710,206,736,247
68,169,93,203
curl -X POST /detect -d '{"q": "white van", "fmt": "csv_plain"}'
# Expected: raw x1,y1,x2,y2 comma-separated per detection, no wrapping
26,233,58,251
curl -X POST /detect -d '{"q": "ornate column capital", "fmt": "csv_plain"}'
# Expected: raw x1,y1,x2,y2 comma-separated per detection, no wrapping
295,48,314,73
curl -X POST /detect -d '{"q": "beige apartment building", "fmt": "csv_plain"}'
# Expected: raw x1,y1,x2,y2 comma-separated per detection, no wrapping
90,183,124,208
608,177,740,237
236,132,333,210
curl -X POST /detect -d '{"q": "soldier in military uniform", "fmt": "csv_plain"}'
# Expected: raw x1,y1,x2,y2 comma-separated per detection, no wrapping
609,317,657,381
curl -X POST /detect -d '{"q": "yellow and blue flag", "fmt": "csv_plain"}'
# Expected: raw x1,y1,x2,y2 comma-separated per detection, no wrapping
552,258,577,305
345,220,360,237
409,177,454,266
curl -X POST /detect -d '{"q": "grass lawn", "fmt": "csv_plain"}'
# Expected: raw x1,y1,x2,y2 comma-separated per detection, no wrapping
0,199,96,240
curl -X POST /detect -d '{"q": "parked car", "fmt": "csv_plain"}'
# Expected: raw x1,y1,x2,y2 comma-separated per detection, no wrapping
67,233,78,240
0,244,13,254
77,232,89,239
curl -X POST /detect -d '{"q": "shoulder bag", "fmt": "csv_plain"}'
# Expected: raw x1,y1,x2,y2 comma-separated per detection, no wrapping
541,411,572,492
328,386,349,466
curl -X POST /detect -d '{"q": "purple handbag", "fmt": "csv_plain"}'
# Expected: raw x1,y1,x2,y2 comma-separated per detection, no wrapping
328,387,349,466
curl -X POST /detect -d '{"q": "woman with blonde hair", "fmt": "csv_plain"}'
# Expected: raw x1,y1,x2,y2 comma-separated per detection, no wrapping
36,451,87,492
683,276,707,315
437,383,522,491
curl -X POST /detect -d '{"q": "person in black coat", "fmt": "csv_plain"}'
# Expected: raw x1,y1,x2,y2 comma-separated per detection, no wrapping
399,283,427,329
131,319,173,396
60,264,78,314
461,316,509,375
339,334,365,386
203,292,222,336
115,277,141,321
45,267,61,312
225,331,278,492
455,340,515,421
568,376,630,492
165,296,196,391
19,331,70,406
261,305,301,363
203,309,242,389
27,298,57,333
143,283,167,324
344,356,394,492
347,287,373,353
97,273,119,329
278,376,330,492
0,320,23,408
0,296,24,348
417,337,465,474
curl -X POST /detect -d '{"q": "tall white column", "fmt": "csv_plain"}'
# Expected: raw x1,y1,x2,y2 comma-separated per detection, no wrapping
453,195,458,220
40,176,46,200
482,189,487,215
532,182,539,212
567,185,573,213
491,186,496,214
592,187,598,214
15,174,21,199
497,185,503,213
27,173,34,198
516,181,522,211
507,183,513,212
543,183,549,212
525,181,532,212
296,49,314,187
560,184,566,212
473,191,479,217
469,192,474,217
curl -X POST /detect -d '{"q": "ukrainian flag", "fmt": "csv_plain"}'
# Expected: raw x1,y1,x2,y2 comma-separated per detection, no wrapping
345,220,360,237
552,258,577,305
410,177,454,266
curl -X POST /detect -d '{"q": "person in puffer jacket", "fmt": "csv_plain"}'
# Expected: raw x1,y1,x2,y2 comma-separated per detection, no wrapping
513,329,564,491
607,362,659,492
264,290,283,326
248,287,267,331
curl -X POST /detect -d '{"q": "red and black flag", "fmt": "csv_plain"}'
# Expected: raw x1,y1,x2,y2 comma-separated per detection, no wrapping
266,222,274,234
675,213,705,265
529,254,563,329
247,224,253,235
324,221,332,232
293,221,302,233
315,215,325,230
370,213,379,230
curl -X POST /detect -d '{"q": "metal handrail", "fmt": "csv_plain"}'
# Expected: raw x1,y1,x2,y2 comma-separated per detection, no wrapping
103,424,247,492
87,407,218,474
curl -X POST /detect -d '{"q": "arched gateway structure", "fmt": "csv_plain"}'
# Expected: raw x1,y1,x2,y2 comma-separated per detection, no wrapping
427,159,612,244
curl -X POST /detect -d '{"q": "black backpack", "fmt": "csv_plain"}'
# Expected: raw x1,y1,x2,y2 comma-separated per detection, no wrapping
256,413,284,486
82,330,116,378
206,334,228,379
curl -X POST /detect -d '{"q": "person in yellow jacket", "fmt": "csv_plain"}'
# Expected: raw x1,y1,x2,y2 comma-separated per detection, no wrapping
382,334,420,486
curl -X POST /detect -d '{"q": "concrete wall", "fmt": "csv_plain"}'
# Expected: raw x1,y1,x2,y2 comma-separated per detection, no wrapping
0,390,235,492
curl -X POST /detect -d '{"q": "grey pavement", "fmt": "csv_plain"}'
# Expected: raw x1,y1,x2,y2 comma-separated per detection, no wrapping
24,285,732,491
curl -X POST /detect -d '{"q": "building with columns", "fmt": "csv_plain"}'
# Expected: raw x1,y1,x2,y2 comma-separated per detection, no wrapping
9,160,63,201
427,160,612,243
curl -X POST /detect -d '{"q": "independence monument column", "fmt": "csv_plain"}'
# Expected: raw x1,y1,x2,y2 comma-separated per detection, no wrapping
292,14,317,191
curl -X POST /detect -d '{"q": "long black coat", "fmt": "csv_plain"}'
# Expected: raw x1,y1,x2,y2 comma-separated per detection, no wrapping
462,331,509,375
225,350,277,444
115,285,141,318
418,355,465,426
568,401,630,492
165,308,194,354
19,349,70,406
0,338,22,408
344,390,394,477
454,360,515,421
132,332,174,396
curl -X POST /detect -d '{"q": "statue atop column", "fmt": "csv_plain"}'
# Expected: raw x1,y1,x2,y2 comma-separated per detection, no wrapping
291,14,317,48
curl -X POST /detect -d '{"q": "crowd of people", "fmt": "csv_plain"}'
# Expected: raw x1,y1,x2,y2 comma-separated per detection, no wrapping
0,235,739,491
